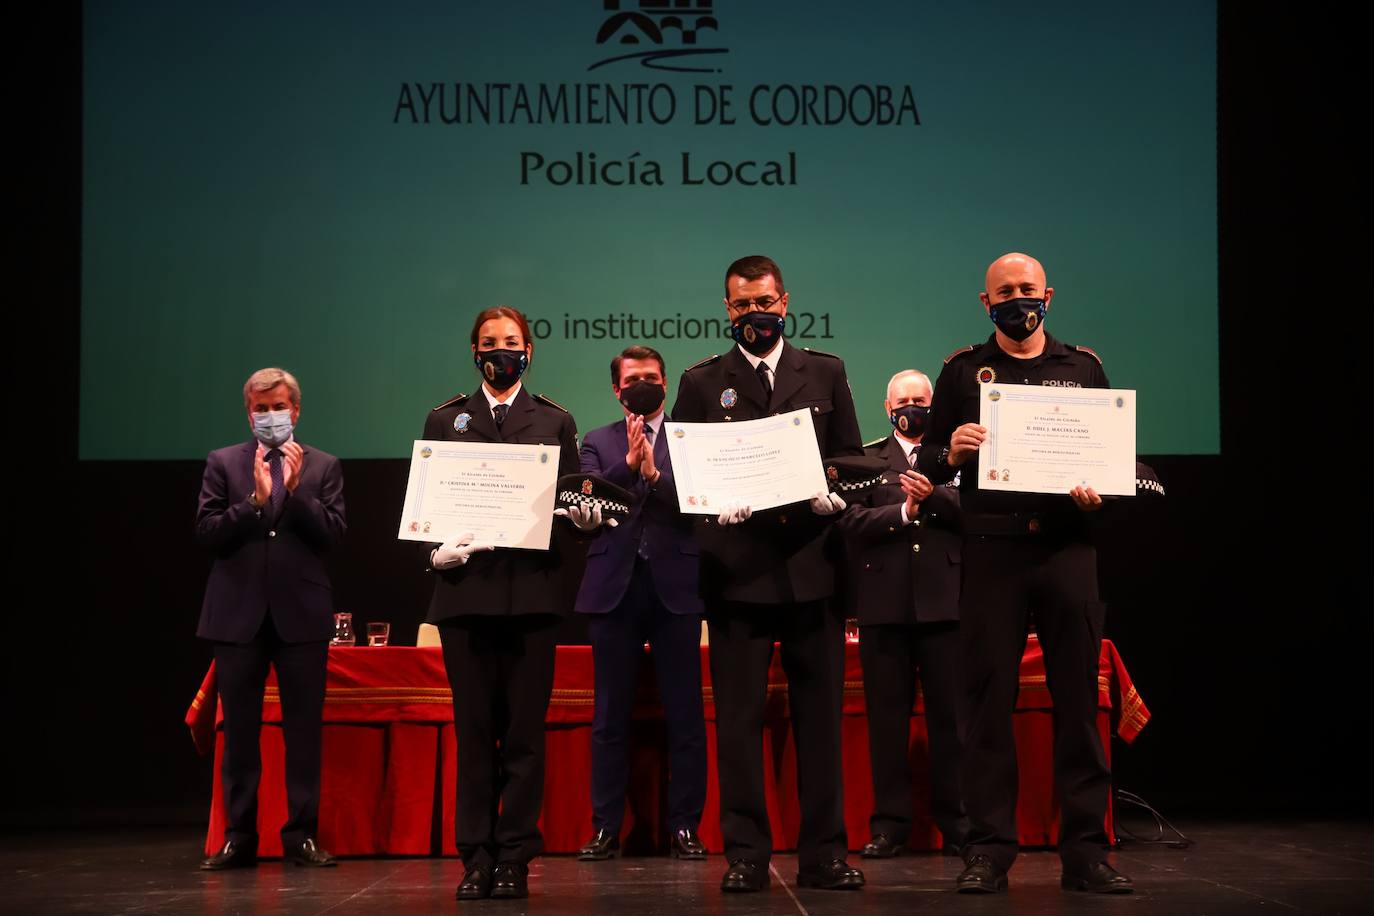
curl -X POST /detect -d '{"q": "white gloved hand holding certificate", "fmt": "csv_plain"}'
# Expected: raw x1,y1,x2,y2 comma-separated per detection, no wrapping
809,491,846,516
431,532,495,570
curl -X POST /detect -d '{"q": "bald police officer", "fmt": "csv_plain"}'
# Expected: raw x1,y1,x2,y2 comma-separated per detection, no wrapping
918,253,1133,895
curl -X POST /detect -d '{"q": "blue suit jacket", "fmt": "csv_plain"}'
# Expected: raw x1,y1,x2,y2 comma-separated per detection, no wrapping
195,440,347,643
573,416,703,617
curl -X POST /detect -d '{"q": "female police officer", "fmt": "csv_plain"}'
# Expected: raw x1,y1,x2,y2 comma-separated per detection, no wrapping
423,306,604,901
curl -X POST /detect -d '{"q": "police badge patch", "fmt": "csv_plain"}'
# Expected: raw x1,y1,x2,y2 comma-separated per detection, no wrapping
976,367,996,384
720,388,738,408
454,412,472,432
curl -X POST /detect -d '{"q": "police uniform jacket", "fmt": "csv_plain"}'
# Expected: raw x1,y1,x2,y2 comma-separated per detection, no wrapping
836,435,961,626
423,387,583,621
918,332,1108,537
670,341,863,604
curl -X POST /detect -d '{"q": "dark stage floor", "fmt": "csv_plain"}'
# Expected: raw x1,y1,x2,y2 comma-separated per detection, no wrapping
2,820,1370,915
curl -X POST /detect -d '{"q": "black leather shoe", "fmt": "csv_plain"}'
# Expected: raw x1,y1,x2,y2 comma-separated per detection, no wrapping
720,860,768,892
955,855,1007,893
283,838,337,867
491,862,529,899
578,828,620,861
670,827,707,860
200,840,257,870
1062,861,1134,894
455,864,493,901
861,833,904,858
796,859,865,890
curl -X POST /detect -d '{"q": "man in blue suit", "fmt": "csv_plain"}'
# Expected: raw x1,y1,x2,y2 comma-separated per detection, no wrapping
196,367,347,870
574,345,708,861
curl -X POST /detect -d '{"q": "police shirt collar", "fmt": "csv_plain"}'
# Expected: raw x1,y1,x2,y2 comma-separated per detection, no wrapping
979,331,1069,361
482,380,523,414
736,339,784,376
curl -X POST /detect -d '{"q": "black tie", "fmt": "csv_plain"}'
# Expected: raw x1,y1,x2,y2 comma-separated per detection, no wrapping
493,403,508,427
756,361,773,408
645,424,655,445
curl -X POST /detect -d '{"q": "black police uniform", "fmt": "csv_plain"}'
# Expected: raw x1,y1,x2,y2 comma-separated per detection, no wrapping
671,340,863,870
917,332,1112,876
835,434,969,852
423,386,583,869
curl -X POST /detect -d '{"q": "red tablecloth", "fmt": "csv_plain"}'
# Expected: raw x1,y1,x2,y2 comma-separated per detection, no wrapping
187,636,1148,857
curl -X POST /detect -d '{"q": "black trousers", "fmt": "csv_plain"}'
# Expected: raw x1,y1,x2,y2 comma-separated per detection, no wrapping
959,536,1111,873
587,559,706,836
212,614,328,849
706,600,847,870
439,615,560,868
858,621,969,848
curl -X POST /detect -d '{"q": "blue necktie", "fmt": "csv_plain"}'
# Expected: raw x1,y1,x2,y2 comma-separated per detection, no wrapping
267,449,286,521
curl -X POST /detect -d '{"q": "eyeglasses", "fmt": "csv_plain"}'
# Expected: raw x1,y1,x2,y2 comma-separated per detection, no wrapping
727,295,783,312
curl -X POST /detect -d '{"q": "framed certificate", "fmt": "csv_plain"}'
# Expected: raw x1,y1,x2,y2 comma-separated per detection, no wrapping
396,440,560,549
664,408,827,514
978,384,1136,496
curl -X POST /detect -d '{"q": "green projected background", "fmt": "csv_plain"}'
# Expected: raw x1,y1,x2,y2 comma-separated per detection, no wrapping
81,1,1217,459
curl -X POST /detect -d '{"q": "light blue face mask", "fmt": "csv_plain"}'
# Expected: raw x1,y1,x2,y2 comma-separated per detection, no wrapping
252,409,294,447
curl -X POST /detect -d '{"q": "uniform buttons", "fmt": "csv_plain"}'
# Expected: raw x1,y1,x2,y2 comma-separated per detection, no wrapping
888,526,896,533
911,543,921,554
913,519,922,528
864,562,872,570
269,530,277,538
779,514,788,524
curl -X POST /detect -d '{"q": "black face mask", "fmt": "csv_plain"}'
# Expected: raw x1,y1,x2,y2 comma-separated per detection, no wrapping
731,312,786,356
989,297,1047,342
618,381,666,417
474,348,528,390
889,404,930,438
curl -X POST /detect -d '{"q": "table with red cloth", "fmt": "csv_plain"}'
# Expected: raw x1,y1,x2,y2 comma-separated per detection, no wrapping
186,636,1148,857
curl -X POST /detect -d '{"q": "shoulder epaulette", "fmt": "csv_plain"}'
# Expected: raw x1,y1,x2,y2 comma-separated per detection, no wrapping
943,344,977,364
862,436,888,449
1072,344,1103,365
431,392,467,412
534,393,569,412
685,354,720,371
802,347,841,360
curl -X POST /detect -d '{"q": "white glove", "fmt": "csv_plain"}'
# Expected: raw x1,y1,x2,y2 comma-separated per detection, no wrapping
809,491,847,516
716,503,753,525
555,504,619,531
431,532,495,570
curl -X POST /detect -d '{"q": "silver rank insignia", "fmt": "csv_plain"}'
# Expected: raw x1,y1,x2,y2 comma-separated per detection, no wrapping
720,388,738,408
454,412,472,433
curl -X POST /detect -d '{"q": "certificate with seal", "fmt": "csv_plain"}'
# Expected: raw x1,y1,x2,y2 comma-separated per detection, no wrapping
978,384,1136,496
664,408,827,514
396,440,560,549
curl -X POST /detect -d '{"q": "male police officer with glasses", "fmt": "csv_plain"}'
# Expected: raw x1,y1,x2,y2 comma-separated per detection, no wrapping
672,255,865,893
